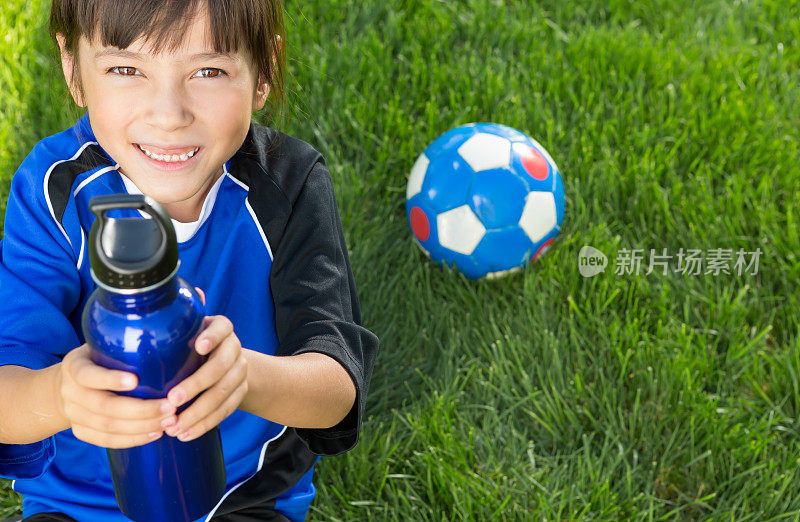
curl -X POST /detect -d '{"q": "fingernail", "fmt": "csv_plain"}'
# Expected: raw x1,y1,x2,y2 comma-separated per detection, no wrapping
148,432,161,439
160,402,175,414
161,417,175,429
177,431,191,441
170,390,185,406
197,339,210,353
121,375,136,388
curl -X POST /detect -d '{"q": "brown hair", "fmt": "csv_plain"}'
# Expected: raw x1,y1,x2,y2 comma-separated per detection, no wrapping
49,0,286,121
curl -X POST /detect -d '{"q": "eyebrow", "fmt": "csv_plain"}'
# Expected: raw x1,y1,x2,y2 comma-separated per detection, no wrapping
94,49,237,62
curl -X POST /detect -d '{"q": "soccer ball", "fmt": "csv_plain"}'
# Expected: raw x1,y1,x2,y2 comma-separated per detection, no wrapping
405,123,565,280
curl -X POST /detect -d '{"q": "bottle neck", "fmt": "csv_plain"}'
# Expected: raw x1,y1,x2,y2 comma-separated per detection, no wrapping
97,277,178,310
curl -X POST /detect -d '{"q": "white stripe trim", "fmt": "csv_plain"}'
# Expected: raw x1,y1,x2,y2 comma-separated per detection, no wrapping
44,142,98,250
246,200,274,261
202,425,288,521
224,172,274,261
73,164,119,196
225,172,249,191
73,163,118,270
77,226,86,270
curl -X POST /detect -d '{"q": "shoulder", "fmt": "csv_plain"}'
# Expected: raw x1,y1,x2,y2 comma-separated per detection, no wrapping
11,119,110,215
228,122,326,206
227,122,336,258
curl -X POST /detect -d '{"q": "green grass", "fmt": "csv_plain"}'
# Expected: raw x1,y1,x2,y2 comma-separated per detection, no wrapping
1,0,799,519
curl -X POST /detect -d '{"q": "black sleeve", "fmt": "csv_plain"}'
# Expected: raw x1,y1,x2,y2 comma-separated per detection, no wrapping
269,160,379,456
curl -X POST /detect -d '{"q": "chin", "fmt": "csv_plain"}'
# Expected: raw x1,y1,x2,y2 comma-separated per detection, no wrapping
157,194,195,206
135,189,187,206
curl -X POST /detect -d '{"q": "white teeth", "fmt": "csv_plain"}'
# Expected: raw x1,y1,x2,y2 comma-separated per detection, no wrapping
138,145,199,162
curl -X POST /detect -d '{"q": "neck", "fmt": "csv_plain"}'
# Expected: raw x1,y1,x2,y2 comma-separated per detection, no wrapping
162,169,223,222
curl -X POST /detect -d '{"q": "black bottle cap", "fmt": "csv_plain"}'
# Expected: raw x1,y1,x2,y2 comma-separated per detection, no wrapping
88,194,179,292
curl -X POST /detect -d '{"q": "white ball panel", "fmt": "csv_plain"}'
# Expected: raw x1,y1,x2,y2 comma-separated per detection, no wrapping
483,266,522,280
437,205,486,255
519,192,557,244
406,154,429,200
457,133,511,172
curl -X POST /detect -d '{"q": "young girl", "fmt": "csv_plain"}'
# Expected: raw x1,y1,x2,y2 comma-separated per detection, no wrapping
0,0,379,520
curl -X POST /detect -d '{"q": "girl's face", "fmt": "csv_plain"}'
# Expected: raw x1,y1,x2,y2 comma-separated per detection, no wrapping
57,8,269,222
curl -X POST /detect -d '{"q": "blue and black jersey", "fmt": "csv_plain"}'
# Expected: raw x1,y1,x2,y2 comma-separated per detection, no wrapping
0,113,379,521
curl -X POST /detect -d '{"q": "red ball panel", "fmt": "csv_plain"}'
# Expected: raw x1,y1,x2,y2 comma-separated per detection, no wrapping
531,238,555,262
518,145,549,180
410,206,430,242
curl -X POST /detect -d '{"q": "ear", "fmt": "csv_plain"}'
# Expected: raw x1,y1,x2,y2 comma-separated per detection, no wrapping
253,78,270,112
252,35,282,112
56,33,86,107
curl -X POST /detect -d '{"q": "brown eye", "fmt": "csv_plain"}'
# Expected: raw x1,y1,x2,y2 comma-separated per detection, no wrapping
196,68,225,78
110,66,138,76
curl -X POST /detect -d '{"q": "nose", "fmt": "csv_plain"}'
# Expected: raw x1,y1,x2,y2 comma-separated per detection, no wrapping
143,81,194,132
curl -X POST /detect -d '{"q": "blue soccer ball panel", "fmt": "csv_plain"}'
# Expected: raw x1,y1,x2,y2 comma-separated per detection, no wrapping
420,152,475,214
423,125,478,158
472,226,535,273
469,168,529,230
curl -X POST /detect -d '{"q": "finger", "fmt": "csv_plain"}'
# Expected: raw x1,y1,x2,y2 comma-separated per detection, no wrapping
72,424,163,449
79,390,176,420
167,355,247,437
195,287,206,306
193,315,234,356
66,345,139,392
174,377,248,442
168,334,240,407
65,400,175,436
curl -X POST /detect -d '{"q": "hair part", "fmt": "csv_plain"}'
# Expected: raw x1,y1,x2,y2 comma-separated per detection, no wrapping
49,0,286,119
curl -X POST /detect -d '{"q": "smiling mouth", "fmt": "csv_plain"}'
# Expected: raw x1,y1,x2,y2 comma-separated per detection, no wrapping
136,144,201,163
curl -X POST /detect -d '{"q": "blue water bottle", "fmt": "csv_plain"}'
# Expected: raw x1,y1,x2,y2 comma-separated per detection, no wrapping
81,194,226,522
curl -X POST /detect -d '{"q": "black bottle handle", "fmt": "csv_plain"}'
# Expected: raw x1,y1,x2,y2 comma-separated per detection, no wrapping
88,194,176,274
89,194,170,226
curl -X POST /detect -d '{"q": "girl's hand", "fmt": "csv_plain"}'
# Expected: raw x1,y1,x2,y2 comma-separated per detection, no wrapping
162,288,249,442
57,345,176,448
